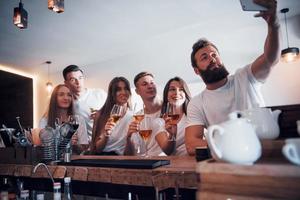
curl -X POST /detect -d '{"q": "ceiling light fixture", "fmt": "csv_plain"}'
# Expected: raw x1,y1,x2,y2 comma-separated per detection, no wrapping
280,8,299,63
48,0,64,13
45,61,53,94
13,0,28,29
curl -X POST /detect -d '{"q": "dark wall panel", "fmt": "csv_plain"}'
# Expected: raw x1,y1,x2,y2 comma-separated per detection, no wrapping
0,70,33,129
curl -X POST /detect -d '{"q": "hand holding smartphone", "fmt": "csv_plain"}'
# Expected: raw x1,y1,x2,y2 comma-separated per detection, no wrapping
240,0,267,11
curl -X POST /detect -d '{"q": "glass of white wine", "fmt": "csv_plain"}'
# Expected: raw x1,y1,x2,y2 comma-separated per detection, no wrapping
139,116,152,157
166,102,180,125
105,104,125,136
165,102,179,141
133,103,144,123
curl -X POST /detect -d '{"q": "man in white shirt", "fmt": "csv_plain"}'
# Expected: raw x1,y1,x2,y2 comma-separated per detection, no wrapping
124,72,164,156
63,65,107,142
185,0,280,155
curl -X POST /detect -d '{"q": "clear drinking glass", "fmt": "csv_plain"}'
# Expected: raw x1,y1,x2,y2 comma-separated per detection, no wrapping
139,116,152,157
166,102,180,125
133,103,144,123
165,102,179,141
105,104,126,136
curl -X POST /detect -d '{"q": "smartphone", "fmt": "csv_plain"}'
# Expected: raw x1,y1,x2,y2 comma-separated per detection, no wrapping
239,0,267,11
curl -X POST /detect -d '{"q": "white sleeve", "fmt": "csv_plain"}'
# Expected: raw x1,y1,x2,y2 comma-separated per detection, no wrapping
152,118,165,136
95,89,107,109
186,97,207,128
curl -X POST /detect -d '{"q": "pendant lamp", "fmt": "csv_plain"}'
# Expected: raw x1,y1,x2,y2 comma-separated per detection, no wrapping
13,0,28,29
280,8,299,63
48,0,64,13
46,61,53,94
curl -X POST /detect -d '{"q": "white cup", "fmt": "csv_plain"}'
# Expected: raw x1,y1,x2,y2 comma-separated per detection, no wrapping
282,138,300,165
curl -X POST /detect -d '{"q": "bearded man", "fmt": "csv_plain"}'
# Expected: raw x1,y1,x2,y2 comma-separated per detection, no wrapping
185,0,280,155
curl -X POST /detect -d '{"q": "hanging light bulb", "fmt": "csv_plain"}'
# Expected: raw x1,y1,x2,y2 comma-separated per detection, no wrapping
46,82,53,93
13,0,28,29
280,8,299,63
48,0,64,13
45,61,53,94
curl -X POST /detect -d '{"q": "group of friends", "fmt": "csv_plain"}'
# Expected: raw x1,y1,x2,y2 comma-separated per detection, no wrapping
39,0,280,156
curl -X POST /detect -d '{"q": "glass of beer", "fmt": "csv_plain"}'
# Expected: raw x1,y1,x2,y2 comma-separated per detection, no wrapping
139,116,152,157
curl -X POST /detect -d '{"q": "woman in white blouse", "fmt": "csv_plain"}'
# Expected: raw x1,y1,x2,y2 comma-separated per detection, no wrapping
155,77,191,155
91,77,132,155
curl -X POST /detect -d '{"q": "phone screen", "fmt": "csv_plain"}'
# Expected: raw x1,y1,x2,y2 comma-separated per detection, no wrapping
240,0,267,11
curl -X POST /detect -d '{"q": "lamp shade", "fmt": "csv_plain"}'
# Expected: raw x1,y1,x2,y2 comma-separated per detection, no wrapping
281,47,299,63
13,2,28,29
46,82,53,93
48,0,64,13
280,8,299,63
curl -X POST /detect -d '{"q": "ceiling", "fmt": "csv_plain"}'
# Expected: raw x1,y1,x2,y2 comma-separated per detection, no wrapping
0,0,300,89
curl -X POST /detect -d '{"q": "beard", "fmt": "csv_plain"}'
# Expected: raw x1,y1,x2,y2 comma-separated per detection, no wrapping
199,62,229,84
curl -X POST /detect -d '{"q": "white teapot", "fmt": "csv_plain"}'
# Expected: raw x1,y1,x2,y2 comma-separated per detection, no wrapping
240,107,281,139
206,112,262,165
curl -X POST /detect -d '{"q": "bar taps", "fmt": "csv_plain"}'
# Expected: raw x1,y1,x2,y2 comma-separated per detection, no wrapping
32,163,55,184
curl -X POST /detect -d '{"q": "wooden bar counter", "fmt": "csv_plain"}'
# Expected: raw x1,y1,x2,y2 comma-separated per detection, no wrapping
196,140,300,200
0,155,198,195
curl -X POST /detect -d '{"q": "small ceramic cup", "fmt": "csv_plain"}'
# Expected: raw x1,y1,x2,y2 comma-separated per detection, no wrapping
282,138,300,165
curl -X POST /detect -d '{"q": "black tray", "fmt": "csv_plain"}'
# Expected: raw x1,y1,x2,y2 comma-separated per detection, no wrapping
58,159,170,169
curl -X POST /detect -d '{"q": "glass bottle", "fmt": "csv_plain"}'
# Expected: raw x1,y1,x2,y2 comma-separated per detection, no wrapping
63,177,72,200
19,190,30,200
53,182,61,200
0,177,16,200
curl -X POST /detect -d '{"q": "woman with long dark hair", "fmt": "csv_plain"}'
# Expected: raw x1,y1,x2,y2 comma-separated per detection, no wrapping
155,76,191,155
91,77,132,155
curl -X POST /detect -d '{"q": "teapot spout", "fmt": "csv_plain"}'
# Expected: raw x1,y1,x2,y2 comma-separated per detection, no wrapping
272,110,281,122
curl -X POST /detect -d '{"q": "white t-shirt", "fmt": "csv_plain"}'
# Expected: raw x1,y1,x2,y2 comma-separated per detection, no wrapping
131,110,166,156
39,115,89,145
102,110,133,155
74,88,107,141
186,64,264,128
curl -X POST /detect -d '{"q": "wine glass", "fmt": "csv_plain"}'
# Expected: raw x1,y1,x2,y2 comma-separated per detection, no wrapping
166,103,180,125
165,103,180,141
105,104,125,136
139,116,152,157
133,103,144,123
69,115,80,130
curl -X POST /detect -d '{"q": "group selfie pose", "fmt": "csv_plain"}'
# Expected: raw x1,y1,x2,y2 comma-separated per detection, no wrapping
38,0,280,157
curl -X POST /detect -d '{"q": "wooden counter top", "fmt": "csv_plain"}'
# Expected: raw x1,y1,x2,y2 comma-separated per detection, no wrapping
0,155,198,192
196,157,300,200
